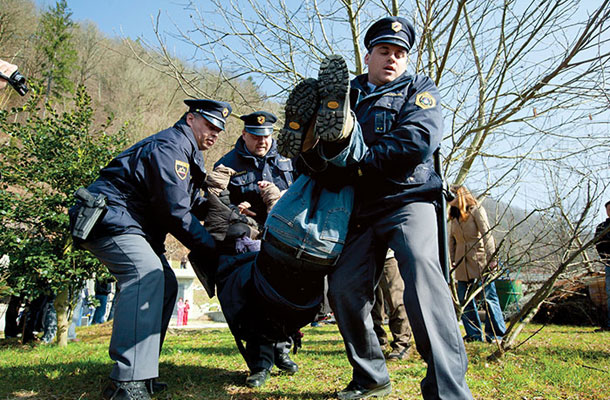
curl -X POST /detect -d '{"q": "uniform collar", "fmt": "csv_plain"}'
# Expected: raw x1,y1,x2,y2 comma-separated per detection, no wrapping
352,72,412,99
174,118,206,168
174,118,200,152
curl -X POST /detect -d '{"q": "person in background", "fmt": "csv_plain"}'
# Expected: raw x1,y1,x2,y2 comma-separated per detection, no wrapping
449,185,506,343
183,299,190,326
177,298,185,327
92,277,113,324
594,200,610,332
371,250,413,361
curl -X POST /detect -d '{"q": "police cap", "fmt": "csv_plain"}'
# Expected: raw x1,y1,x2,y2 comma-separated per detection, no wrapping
184,99,232,131
364,16,415,53
240,111,277,136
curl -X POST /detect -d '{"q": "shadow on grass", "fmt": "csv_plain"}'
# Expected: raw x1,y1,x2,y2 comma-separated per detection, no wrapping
1,359,326,400
0,325,346,399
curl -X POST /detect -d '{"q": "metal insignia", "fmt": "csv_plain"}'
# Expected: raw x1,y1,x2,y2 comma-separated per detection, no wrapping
222,108,229,117
257,115,265,125
415,92,436,109
175,160,189,180
391,21,402,32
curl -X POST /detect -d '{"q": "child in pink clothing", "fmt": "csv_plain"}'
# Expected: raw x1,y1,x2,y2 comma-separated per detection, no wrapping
183,300,190,326
176,298,185,326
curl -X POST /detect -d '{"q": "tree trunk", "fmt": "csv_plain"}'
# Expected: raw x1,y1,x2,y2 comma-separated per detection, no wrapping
54,288,70,347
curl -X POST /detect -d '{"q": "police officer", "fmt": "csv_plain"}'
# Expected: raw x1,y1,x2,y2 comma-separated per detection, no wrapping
317,17,472,399
70,99,231,400
214,111,298,388
215,111,294,223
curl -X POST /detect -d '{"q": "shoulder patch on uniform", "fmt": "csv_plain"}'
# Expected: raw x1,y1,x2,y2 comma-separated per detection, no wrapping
415,92,436,109
233,170,247,177
175,160,189,180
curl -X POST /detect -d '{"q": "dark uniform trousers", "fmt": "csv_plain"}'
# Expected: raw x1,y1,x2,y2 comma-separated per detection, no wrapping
371,256,413,352
328,202,472,399
82,234,178,381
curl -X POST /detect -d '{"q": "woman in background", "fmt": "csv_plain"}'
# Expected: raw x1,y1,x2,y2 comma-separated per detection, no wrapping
449,185,506,343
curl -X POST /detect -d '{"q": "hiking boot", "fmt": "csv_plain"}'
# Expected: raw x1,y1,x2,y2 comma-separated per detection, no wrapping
386,346,412,361
278,78,320,158
336,381,391,400
316,54,353,143
102,380,151,400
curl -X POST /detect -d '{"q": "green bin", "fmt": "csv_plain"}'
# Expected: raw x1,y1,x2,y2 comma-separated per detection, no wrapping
494,279,523,311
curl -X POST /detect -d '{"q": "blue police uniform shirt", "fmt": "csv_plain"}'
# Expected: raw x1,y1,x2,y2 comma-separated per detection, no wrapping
350,71,443,220
214,136,295,225
83,118,215,255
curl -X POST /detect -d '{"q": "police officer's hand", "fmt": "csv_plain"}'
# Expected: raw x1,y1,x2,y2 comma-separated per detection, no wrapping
238,201,256,217
0,60,18,90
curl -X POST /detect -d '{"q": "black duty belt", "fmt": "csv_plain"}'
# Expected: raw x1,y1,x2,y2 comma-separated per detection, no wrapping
263,231,338,267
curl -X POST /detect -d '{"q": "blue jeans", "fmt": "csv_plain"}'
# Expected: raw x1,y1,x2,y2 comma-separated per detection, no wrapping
68,290,84,340
265,122,366,260
457,280,507,341
605,265,610,328
92,294,108,324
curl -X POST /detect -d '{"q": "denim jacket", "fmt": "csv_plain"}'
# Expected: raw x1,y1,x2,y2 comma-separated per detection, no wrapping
264,123,367,261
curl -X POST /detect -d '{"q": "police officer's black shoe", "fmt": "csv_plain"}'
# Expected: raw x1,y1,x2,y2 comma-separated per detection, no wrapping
275,352,299,374
144,378,168,395
278,78,320,158
336,381,392,400
245,369,270,388
102,380,152,400
316,54,353,143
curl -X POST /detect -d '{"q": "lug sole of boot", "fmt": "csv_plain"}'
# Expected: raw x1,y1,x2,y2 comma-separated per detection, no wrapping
316,54,350,142
278,78,319,158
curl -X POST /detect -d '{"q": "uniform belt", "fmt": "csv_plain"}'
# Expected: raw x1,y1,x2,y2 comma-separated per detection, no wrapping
263,232,338,267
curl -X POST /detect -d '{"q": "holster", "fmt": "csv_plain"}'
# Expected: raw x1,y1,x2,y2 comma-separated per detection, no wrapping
71,187,107,241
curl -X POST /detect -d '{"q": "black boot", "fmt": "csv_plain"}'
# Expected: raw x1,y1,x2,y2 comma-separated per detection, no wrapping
275,352,298,374
245,369,270,388
102,380,151,400
278,78,320,158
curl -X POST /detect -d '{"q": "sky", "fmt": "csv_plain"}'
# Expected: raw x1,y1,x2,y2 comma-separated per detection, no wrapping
35,0,196,59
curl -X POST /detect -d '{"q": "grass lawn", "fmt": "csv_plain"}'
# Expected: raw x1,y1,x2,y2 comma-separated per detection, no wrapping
0,322,608,399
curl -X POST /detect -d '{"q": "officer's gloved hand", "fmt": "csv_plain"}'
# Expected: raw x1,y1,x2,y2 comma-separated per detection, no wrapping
188,248,219,298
